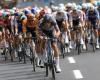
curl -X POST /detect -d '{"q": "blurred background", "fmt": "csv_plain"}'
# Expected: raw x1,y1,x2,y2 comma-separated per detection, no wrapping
0,0,99,9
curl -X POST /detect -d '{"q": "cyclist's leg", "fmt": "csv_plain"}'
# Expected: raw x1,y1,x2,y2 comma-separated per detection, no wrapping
42,29,61,72
93,23,99,48
80,27,86,50
51,41,61,73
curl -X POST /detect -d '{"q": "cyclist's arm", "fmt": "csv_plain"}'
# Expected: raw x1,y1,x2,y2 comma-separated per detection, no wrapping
69,13,73,28
95,9,99,24
85,11,90,27
22,19,27,33
63,12,69,30
53,20,60,38
33,18,40,37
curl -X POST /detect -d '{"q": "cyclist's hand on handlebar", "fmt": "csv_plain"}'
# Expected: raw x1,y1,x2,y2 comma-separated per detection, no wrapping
39,36,44,39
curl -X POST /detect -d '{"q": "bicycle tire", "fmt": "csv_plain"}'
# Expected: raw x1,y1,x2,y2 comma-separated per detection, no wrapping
51,63,55,80
92,43,96,52
23,51,26,64
30,46,36,72
77,43,81,55
4,49,8,61
62,46,65,58
32,57,36,72
45,63,49,77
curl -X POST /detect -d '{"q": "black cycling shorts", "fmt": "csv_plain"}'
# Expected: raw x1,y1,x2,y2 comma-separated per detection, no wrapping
90,21,98,29
42,29,57,43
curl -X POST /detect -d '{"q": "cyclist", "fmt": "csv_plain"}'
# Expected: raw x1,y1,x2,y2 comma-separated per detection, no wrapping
54,7,70,52
39,13,61,73
69,5,86,50
86,5,100,48
22,9,39,38
14,12,26,35
0,12,4,33
4,13,12,34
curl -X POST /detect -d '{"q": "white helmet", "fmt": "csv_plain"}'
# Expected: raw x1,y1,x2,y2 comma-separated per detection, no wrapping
57,7,64,12
89,5,95,11
51,6,58,11
72,3,77,10
72,3,77,9
87,3,93,9
82,3,87,9
66,3,72,8
58,3,65,10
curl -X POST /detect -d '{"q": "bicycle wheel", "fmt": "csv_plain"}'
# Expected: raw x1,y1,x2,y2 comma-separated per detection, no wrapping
32,57,36,72
62,44,65,59
4,48,8,61
78,45,81,55
76,42,81,55
90,34,96,52
51,61,55,80
23,50,26,64
30,47,36,72
45,63,49,77
92,43,96,52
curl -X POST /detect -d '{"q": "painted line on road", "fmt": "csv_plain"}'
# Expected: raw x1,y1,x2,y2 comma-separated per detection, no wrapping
73,70,83,79
68,57,76,63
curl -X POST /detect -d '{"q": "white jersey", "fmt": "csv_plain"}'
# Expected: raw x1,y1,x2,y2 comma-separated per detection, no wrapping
69,10,84,22
53,11,68,21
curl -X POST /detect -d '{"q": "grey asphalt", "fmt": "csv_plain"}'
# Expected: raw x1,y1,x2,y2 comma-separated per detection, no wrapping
0,48,100,80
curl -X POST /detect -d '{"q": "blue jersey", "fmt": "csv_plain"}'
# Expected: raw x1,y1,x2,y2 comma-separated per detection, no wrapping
86,9,99,22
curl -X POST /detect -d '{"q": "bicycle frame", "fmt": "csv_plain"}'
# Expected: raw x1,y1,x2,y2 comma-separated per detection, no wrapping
44,37,55,80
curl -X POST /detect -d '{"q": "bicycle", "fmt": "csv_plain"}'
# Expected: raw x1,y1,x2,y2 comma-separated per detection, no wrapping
21,37,36,72
88,24,96,52
43,37,56,80
74,27,82,55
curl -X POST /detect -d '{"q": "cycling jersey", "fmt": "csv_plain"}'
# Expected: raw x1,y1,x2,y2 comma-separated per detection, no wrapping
86,9,99,22
22,15,39,38
53,11,68,31
69,10,83,27
39,14,59,31
86,9,99,29
22,18,38,33
55,11,68,22
39,14,59,42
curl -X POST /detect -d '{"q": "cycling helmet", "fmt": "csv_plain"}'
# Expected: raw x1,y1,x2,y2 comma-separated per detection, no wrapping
89,5,95,11
43,13,52,22
31,7,37,14
82,3,87,9
66,3,72,8
87,3,93,9
72,3,77,10
51,6,58,11
58,3,65,10
23,9,31,15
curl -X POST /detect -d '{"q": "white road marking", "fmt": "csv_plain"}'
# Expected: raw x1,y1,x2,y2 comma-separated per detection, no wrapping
73,70,83,79
68,57,76,63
